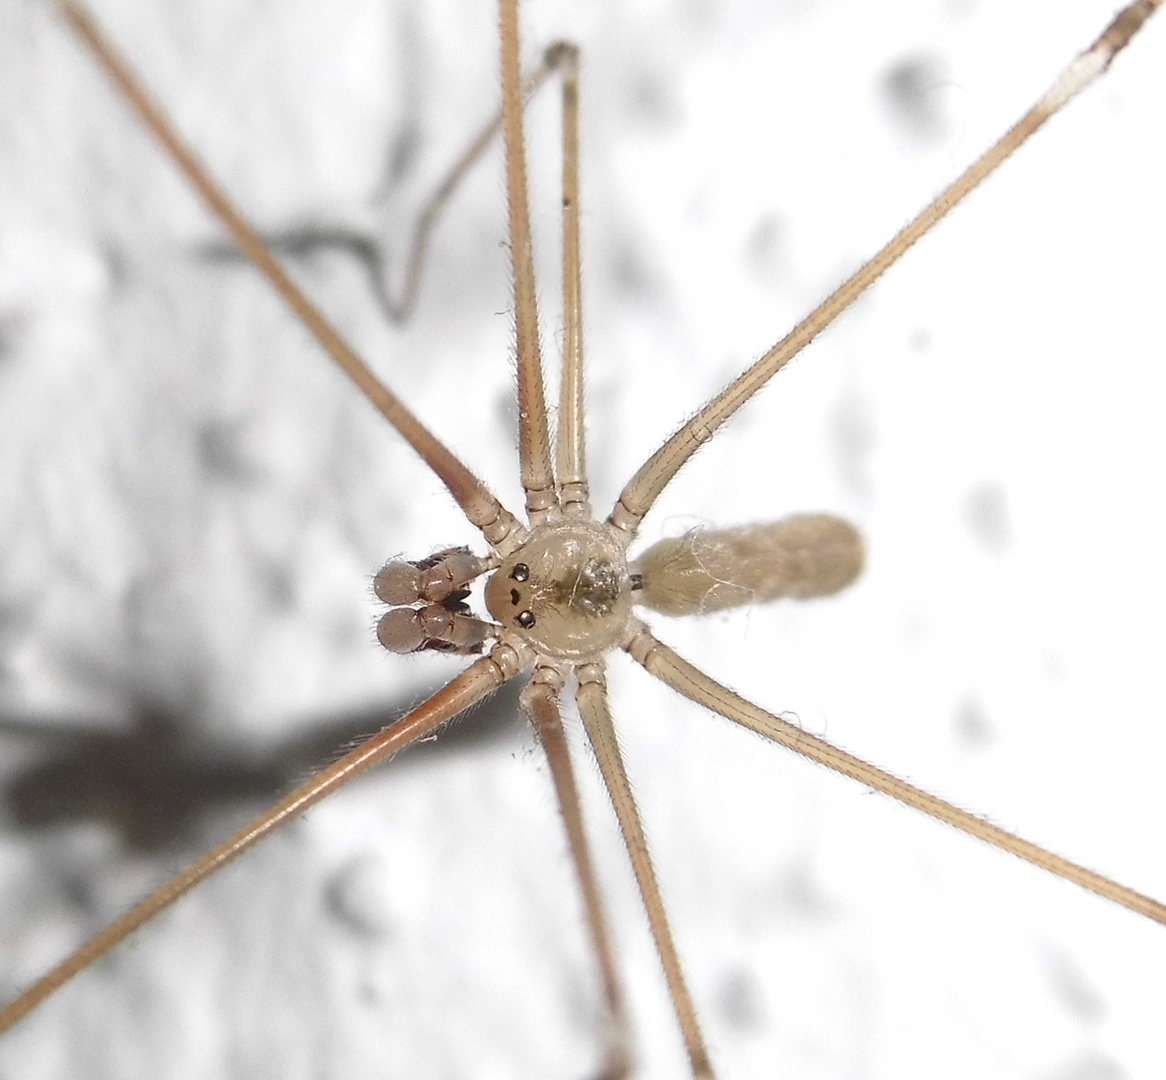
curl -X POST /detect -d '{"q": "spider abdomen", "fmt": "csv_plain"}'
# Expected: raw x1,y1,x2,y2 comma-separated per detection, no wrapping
631,514,864,617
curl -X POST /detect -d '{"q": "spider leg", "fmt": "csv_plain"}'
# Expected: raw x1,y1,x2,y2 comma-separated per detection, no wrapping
520,665,632,1080
554,41,590,518
381,45,565,324
499,0,556,524
608,0,1164,543
0,649,528,1034
626,623,1166,927
54,0,528,553
577,661,716,1080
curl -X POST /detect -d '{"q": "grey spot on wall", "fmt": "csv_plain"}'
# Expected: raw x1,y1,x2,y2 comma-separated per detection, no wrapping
384,123,421,187
952,693,993,748
1036,1050,1128,1080
963,481,1010,554
831,389,876,499
1040,945,1107,1022
607,236,658,300
197,417,264,485
718,966,765,1031
879,55,951,145
625,53,686,131
323,855,395,939
744,212,788,283
494,385,518,442
255,557,297,611
0,310,25,363
773,856,837,921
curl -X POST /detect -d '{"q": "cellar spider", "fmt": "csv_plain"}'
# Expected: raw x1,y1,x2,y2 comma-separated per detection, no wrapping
0,0,1163,1077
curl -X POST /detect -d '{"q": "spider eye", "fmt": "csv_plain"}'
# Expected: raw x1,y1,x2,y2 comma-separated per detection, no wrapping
509,563,530,582
516,610,536,629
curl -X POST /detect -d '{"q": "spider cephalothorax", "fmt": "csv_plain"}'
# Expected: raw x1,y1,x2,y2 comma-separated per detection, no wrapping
484,521,633,659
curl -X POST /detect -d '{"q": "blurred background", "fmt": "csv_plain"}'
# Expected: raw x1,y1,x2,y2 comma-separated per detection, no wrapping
0,1,1163,1077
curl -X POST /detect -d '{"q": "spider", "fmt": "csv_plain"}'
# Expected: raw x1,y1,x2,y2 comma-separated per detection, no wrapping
0,1,1163,1078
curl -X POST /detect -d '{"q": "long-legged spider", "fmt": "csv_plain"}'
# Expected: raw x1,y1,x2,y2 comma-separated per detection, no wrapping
0,1,1163,1077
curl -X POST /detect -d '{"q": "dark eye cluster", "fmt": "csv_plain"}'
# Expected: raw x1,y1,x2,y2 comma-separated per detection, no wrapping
509,563,536,628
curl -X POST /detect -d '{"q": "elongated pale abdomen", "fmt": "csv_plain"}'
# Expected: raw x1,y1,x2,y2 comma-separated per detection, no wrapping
631,514,863,617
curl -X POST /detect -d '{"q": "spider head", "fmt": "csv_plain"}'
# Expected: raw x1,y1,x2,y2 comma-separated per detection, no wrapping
484,520,633,661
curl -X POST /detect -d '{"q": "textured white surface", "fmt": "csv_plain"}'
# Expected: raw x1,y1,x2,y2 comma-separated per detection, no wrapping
0,1,1164,1078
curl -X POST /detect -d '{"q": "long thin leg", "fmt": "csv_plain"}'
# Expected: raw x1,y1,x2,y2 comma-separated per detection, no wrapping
499,0,557,522
55,0,526,553
383,47,565,323
194,46,576,330
390,33,589,520
520,667,631,1080
554,43,589,517
607,0,1164,541
0,647,530,1034
625,624,1166,927
576,663,715,1080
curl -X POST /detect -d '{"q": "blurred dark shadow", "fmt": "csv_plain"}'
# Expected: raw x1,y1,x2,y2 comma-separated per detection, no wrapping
0,678,526,853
